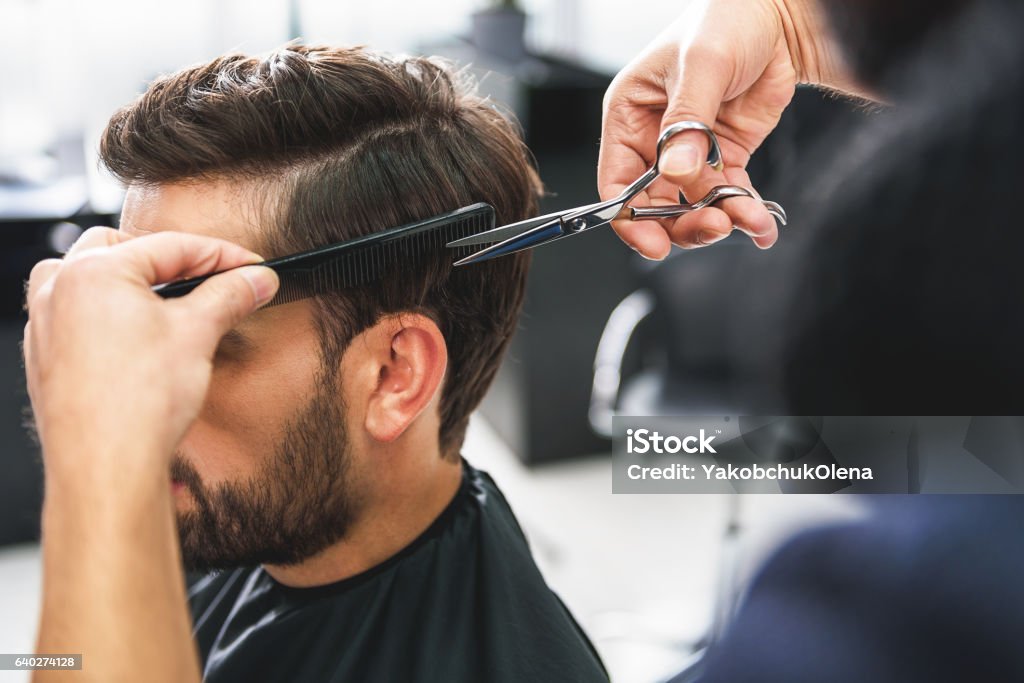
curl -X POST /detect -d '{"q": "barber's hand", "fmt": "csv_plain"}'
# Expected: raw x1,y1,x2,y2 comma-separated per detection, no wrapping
599,0,843,258
23,228,279,475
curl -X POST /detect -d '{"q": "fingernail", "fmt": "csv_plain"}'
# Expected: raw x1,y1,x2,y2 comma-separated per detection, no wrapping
660,143,702,177
631,245,667,261
697,230,730,246
240,266,279,306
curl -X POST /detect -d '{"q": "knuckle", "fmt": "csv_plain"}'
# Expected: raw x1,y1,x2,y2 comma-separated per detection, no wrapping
63,249,109,278
69,225,117,250
684,39,732,71
29,258,60,278
603,73,633,112
25,259,61,311
79,225,114,239
601,85,618,114
24,285,47,314
605,57,670,112
51,251,110,295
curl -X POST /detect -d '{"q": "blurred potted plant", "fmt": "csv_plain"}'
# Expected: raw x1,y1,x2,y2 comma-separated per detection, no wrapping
471,0,528,62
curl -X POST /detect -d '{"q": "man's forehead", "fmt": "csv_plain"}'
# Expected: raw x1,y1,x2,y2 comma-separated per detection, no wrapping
120,180,261,250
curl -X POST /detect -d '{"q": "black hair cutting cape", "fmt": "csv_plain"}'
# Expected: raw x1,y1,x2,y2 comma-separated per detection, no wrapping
188,460,608,682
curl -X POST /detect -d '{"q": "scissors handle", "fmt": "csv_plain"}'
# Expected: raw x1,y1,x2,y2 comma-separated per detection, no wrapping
558,121,727,232
613,122,724,212
625,185,788,225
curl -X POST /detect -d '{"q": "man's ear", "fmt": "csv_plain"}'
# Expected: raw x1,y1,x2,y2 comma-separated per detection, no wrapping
361,313,447,443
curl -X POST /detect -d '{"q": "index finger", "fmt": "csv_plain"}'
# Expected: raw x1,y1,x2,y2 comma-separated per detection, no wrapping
110,231,265,287
599,97,674,259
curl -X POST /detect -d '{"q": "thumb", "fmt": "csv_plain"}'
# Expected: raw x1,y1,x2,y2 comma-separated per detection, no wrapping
657,63,729,184
174,266,279,349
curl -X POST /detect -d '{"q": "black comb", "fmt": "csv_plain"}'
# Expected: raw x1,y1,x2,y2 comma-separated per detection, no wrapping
153,203,496,308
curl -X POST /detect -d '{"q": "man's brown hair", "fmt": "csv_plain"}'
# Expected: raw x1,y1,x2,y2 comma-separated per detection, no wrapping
99,44,541,455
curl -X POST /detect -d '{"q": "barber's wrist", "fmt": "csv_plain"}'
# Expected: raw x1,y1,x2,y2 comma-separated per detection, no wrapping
41,434,169,491
42,454,170,528
774,0,864,96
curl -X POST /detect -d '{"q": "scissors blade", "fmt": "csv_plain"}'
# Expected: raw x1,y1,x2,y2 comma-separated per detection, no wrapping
453,216,569,266
447,201,608,248
446,211,564,248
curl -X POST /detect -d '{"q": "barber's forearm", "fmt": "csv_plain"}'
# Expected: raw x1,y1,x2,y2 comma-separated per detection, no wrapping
35,453,200,683
23,228,275,681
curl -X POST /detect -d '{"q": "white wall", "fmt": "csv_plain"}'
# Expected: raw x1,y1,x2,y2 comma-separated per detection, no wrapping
0,0,688,209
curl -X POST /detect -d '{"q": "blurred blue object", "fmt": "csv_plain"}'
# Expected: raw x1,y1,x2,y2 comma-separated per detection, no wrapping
689,495,1024,683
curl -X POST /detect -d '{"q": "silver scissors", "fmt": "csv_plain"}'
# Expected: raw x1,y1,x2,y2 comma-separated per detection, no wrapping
448,121,786,266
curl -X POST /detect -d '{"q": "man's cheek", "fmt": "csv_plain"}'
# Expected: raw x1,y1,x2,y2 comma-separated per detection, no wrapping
207,348,313,427
202,366,283,438
178,416,265,489
183,366,296,487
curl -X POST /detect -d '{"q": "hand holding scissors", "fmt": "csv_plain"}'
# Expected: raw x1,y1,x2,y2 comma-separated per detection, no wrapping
449,121,786,266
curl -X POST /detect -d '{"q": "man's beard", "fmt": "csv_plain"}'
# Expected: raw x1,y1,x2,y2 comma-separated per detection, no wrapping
171,370,356,573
